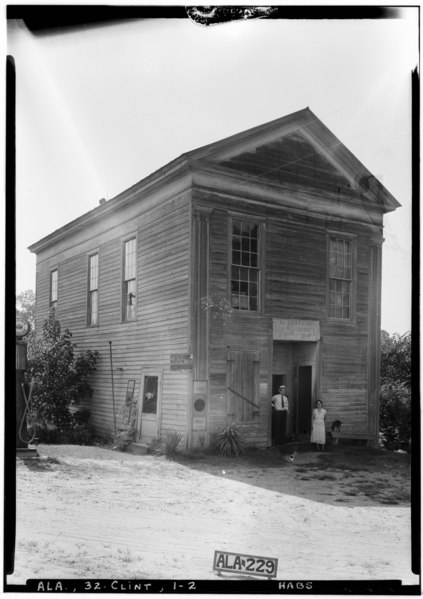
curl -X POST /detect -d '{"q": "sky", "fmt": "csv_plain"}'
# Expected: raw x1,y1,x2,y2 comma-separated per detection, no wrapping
7,7,418,335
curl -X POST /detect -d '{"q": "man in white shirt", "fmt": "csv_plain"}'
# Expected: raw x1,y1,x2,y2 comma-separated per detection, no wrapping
272,385,289,445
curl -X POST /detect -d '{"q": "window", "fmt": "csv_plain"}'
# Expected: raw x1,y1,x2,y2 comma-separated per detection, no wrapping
142,376,158,415
328,237,353,320
123,238,136,320
50,269,58,310
88,254,99,325
231,219,260,311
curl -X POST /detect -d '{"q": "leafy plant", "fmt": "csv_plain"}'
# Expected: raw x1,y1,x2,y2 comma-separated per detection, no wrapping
215,424,246,457
148,432,183,458
379,382,411,450
27,310,99,440
379,331,411,451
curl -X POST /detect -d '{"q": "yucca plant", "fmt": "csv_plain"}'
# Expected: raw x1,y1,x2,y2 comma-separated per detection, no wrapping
149,432,183,458
215,424,246,457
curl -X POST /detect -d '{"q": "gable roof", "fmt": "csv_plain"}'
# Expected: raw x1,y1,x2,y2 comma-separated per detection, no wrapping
29,107,400,254
185,107,400,212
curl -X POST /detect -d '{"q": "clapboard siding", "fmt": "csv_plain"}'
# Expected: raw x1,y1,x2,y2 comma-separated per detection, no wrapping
33,192,191,440
321,335,369,432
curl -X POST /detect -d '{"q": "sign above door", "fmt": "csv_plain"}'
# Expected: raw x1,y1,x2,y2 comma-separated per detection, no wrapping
273,318,320,342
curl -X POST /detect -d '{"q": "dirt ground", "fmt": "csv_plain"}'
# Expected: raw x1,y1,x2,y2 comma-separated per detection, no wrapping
7,442,417,587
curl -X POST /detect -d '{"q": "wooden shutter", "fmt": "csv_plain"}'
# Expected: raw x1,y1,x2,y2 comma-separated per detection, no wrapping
227,349,260,422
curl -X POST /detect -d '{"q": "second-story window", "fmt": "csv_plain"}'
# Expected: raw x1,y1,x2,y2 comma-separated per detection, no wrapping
50,269,58,311
123,238,136,320
328,236,353,320
88,253,99,326
231,219,260,311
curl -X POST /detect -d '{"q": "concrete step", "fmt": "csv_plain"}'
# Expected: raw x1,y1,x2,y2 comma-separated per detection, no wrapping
129,442,149,455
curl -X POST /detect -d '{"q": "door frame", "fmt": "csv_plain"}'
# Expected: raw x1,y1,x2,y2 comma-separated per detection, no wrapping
136,370,163,441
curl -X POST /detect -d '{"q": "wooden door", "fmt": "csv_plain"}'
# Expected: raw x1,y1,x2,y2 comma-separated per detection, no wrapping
297,366,312,436
138,375,160,441
227,350,260,423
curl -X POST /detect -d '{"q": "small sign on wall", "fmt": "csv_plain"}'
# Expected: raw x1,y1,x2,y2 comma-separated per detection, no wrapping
170,353,193,371
192,417,206,431
273,318,320,342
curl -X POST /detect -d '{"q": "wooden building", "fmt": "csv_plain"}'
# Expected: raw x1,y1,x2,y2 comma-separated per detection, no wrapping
29,108,400,449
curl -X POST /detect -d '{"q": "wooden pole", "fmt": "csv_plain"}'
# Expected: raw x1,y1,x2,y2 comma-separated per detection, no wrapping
16,340,28,449
109,341,117,437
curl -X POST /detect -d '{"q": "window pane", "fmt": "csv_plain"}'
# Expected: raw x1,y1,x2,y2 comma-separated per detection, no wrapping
125,279,136,319
232,250,240,265
125,239,136,280
89,290,98,325
89,254,99,291
239,267,249,281
240,281,248,295
241,252,250,266
241,237,250,252
143,376,158,414
250,269,258,283
51,270,58,303
240,296,249,309
233,236,240,251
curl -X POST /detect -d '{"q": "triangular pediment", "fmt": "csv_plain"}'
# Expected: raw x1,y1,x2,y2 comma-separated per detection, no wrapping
187,108,400,213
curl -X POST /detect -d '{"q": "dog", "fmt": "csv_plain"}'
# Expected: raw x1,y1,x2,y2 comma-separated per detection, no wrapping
331,419,342,432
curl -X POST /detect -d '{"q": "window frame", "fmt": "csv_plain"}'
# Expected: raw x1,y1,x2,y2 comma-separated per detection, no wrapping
50,269,58,311
228,216,264,313
122,236,137,322
326,232,357,323
87,252,99,326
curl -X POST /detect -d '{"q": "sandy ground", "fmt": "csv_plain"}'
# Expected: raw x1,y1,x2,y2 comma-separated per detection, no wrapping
6,443,418,588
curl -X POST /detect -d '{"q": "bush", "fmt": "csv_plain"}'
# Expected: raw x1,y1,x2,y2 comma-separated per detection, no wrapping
28,310,99,438
379,331,411,451
214,424,246,457
379,382,411,450
27,310,99,443
35,423,95,445
148,432,183,458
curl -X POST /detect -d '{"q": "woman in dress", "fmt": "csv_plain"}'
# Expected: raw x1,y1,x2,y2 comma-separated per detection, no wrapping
310,400,327,451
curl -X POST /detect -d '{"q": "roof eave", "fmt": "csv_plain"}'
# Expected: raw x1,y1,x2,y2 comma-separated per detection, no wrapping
28,155,192,254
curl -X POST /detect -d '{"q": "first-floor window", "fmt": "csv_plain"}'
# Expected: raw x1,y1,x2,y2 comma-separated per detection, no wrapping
123,238,136,320
50,269,58,310
328,236,353,320
88,253,99,325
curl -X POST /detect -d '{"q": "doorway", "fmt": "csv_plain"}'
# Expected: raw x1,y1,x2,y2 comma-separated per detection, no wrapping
272,341,317,439
137,374,160,442
295,365,312,437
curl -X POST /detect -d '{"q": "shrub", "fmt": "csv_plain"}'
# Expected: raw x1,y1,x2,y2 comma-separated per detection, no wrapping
379,382,411,450
379,331,411,451
214,424,246,457
35,423,95,445
148,432,183,458
27,310,99,443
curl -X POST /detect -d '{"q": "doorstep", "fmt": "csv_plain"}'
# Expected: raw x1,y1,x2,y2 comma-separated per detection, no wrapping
128,442,149,456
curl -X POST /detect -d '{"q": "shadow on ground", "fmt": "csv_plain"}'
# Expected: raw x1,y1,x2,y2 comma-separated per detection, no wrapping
173,443,411,507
